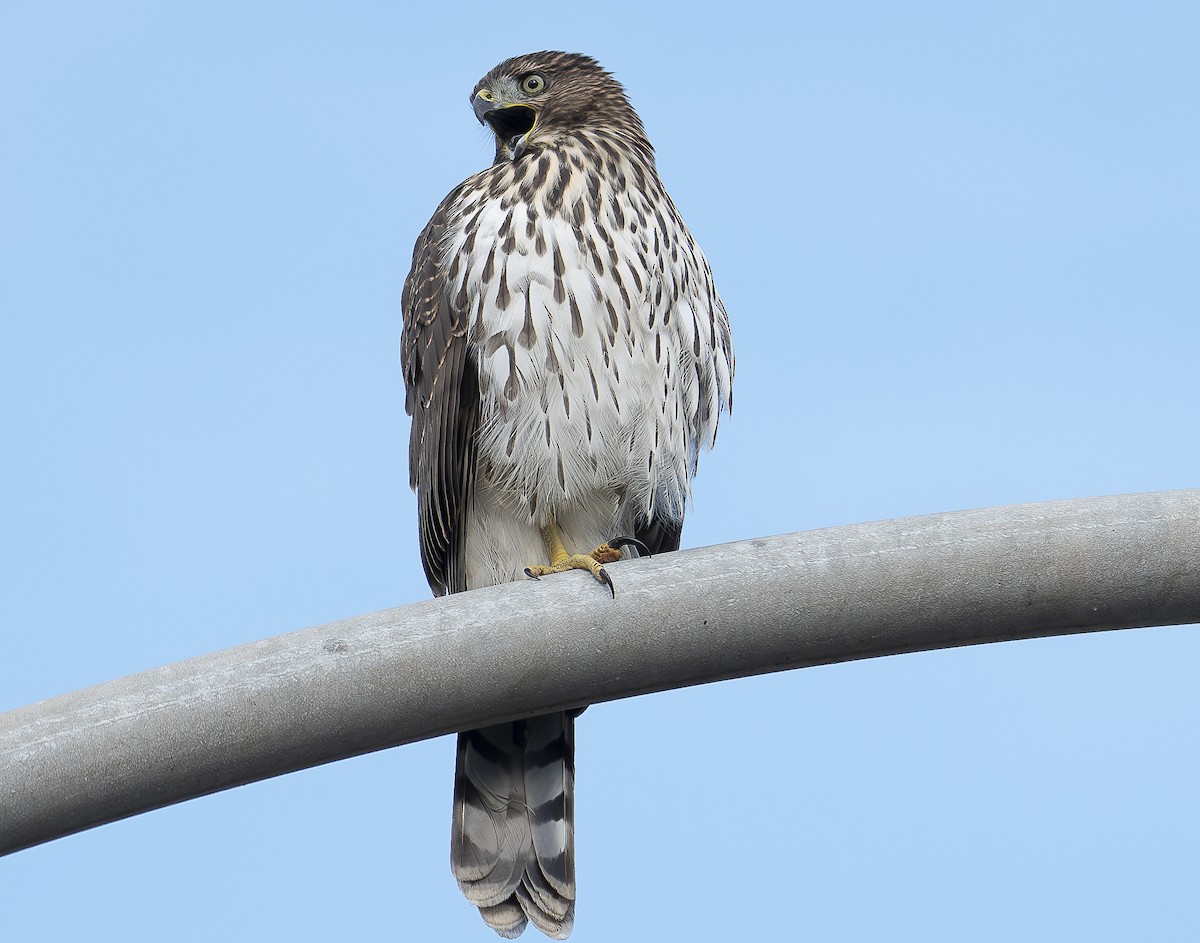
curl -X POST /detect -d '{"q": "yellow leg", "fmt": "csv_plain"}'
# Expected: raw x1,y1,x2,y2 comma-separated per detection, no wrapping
524,520,626,593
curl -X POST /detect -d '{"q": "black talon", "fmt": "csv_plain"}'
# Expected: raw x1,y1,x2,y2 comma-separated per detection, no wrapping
523,567,541,581
597,566,615,598
609,535,653,558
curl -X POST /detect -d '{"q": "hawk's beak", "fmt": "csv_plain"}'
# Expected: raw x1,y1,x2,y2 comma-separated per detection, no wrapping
474,91,537,161
472,91,497,125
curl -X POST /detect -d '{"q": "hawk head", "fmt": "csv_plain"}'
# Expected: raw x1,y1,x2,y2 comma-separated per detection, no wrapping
471,51,647,163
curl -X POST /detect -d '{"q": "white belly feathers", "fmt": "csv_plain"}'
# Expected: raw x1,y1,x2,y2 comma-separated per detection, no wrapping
437,136,732,582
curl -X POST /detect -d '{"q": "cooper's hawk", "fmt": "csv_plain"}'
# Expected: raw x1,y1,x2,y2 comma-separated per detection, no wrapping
401,51,733,938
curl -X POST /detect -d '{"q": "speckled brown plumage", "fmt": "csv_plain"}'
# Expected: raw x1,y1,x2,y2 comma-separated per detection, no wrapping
401,52,733,938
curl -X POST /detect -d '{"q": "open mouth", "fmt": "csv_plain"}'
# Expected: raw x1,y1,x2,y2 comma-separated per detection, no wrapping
485,104,537,149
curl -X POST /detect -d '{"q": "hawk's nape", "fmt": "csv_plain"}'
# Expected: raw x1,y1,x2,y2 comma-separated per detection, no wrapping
400,51,733,938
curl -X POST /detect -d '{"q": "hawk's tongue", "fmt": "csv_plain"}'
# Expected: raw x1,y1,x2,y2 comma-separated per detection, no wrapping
508,133,530,162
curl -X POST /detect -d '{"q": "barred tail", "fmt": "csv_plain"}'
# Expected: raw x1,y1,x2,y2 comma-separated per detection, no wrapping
451,713,575,939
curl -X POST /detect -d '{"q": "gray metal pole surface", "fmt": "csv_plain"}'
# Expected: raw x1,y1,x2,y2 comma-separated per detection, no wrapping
2,490,1198,856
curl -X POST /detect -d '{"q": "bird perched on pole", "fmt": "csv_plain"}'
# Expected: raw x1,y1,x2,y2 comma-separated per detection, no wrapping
401,51,734,938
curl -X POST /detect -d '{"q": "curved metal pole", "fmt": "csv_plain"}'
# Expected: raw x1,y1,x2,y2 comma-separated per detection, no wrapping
1,490,1197,856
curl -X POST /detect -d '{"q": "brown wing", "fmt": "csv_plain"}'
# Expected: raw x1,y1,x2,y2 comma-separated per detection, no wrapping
401,185,478,596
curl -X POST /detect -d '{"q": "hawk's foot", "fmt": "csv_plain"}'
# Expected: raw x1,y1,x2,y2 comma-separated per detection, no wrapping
607,535,653,559
524,523,643,597
589,543,624,565
524,550,615,584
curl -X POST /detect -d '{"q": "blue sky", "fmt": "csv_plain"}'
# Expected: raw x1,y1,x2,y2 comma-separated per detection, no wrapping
2,2,1198,940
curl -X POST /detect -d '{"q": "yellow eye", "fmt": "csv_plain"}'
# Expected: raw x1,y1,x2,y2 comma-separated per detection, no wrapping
520,73,546,95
